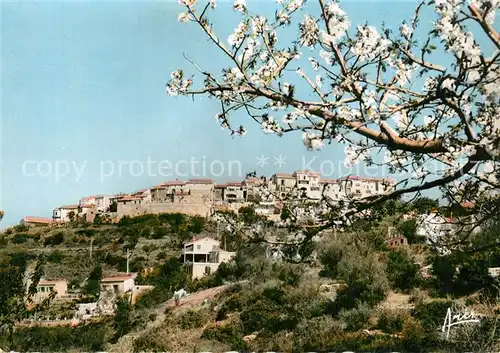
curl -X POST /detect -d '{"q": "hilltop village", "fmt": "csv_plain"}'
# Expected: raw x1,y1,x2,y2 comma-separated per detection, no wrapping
21,170,396,227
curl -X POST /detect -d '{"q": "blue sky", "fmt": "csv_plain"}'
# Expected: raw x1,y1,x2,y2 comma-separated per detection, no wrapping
1,0,449,227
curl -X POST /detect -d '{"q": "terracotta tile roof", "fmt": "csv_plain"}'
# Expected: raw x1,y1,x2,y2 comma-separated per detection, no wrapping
215,184,227,188
187,178,214,184
59,205,79,210
226,181,243,187
275,173,295,178
150,184,166,190
80,204,95,208
165,180,186,186
39,279,66,285
23,217,55,224
294,170,321,176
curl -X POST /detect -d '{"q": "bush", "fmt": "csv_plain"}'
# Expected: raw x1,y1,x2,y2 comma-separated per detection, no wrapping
411,300,453,333
13,224,29,232
290,316,344,352
2,323,111,352
201,321,248,351
338,303,372,331
46,251,63,264
44,232,65,246
377,309,407,334
385,249,420,292
11,233,29,244
178,309,209,329
112,297,132,342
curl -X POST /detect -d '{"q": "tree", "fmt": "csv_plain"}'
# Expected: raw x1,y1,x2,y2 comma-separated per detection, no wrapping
112,297,132,342
168,0,500,238
83,263,102,300
410,197,438,214
0,255,54,345
385,249,420,292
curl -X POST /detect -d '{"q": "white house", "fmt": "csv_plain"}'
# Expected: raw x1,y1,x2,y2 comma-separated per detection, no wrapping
181,236,236,279
52,205,80,222
100,273,137,296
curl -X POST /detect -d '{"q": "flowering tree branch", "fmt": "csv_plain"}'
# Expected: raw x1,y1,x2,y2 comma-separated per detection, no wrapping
169,0,499,248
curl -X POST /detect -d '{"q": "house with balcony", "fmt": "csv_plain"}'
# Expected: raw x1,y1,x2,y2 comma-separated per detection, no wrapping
181,236,236,279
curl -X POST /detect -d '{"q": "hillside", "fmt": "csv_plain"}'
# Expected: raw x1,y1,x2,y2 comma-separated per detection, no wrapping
0,213,226,286
1,207,499,353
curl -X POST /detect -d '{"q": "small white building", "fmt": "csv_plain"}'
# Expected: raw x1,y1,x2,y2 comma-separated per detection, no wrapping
100,273,137,297
52,205,79,222
181,236,236,279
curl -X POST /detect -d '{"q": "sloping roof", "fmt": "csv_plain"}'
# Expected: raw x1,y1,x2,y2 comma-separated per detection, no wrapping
186,178,214,184
23,217,54,224
294,170,321,176
275,173,295,178
226,181,243,187
39,279,66,285
214,184,227,188
164,180,186,186
59,205,79,210
184,236,219,246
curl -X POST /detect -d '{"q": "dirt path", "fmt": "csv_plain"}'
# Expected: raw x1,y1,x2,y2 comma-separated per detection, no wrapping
107,284,230,353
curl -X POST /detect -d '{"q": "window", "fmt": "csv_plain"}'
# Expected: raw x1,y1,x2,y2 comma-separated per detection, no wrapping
197,244,201,250
205,266,211,275
281,180,285,185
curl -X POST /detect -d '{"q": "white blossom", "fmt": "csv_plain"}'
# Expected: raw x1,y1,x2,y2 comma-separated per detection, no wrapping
400,22,412,37
319,49,333,65
179,0,197,6
178,12,190,23
424,77,438,92
299,15,319,47
308,57,319,71
228,22,249,47
315,75,323,88
288,0,304,11
302,132,324,150
324,1,350,42
351,25,389,61
233,0,246,12
344,145,369,167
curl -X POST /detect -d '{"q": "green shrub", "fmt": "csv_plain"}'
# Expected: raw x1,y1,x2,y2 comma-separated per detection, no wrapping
43,232,65,246
411,300,453,333
377,309,407,334
3,323,111,351
112,297,132,342
178,309,209,329
338,303,372,331
201,321,248,351
385,249,420,292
